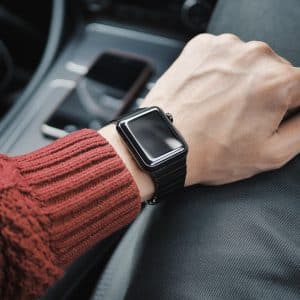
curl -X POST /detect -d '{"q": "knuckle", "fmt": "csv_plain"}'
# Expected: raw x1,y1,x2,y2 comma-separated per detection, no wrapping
187,33,214,47
218,33,240,42
246,41,272,53
183,34,214,54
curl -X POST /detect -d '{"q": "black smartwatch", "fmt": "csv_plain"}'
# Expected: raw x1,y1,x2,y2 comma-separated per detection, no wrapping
116,106,188,205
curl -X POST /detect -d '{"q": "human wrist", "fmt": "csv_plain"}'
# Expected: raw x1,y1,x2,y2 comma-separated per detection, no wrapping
99,124,155,203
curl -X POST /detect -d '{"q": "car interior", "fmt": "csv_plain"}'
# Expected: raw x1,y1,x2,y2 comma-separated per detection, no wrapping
0,1,218,298
1,1,299,300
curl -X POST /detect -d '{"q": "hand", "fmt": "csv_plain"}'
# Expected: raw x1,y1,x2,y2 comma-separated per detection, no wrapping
142,33,300,186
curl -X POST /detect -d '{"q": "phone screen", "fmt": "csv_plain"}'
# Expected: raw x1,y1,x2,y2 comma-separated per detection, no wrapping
43,52,152,138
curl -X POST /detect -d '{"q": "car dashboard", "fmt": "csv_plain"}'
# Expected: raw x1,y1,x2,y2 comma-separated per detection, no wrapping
0,0,217,156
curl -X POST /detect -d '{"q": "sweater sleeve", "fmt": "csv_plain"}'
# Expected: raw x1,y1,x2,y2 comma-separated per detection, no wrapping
0,129,141,300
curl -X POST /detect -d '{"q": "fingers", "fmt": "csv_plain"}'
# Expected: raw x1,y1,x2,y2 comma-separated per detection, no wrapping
265,114,300,169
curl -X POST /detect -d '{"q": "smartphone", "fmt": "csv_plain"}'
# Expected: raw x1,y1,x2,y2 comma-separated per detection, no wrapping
42,51,153,139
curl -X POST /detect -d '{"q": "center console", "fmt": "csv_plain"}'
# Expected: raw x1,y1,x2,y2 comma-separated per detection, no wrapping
1,0,217,155
4,23,184,154
84,0,217,36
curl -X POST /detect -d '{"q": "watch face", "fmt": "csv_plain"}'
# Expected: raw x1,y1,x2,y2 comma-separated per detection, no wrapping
117,107,188,170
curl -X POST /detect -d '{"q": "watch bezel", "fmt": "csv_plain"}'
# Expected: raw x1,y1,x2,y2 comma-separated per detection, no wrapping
116,106,188,171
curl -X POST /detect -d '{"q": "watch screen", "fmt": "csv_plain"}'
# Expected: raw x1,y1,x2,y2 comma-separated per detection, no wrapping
127,110,183,161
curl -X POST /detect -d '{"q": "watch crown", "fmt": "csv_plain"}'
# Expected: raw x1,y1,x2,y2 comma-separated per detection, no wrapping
165,112,174,123
146,196,159,205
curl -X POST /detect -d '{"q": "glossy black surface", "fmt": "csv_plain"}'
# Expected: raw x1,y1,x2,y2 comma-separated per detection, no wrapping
117,107,187,169
44,51,151,135
128,110,182,159
88,52,149,93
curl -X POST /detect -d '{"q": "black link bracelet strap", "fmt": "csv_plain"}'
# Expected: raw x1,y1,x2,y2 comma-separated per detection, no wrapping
146,156,187,205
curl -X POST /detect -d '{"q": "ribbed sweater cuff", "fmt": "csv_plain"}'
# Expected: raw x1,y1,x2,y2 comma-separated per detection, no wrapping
14,129,141,267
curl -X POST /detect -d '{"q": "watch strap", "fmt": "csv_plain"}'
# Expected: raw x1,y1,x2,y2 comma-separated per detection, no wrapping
147,155,187,205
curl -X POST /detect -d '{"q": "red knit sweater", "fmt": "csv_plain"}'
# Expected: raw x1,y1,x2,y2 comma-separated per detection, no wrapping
0,129,141,300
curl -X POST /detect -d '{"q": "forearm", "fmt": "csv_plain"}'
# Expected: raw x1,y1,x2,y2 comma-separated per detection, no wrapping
0,129,141,299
